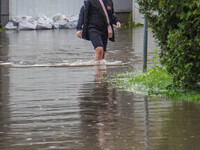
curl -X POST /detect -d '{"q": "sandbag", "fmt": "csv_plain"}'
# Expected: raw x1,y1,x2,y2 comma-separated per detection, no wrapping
18,21,37,30
4,22,18,30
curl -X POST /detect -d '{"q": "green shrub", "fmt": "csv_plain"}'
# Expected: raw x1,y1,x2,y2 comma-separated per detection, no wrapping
136,0,200,89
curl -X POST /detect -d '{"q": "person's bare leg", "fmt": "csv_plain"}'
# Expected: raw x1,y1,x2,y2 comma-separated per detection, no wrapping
94,46,104,61
102,51,106,60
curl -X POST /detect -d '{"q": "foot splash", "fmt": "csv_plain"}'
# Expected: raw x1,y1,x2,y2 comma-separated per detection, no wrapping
0,59,128,68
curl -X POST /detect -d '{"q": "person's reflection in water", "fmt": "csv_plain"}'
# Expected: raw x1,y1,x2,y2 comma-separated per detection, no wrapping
94,64,106,83
78,64,121,149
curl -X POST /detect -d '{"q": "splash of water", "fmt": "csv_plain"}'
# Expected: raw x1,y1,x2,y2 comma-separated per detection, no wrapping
0,59,127,68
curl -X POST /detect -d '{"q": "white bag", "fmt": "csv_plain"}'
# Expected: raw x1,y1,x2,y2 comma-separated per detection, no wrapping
18,21,37,30
4,22,18,30
36,19,52,30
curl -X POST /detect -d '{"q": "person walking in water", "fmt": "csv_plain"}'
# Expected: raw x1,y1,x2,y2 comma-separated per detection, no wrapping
76,0,121,61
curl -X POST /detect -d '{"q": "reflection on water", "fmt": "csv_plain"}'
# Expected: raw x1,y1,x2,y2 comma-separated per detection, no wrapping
0,29,200,150
78,65,143,150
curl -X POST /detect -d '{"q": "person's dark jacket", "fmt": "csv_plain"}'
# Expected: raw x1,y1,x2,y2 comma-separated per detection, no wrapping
76,0,120,42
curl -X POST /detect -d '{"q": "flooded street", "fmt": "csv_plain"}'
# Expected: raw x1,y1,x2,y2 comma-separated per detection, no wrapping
1,28,200,150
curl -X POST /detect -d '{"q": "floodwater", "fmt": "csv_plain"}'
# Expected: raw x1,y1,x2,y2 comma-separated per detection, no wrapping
0,28,200,150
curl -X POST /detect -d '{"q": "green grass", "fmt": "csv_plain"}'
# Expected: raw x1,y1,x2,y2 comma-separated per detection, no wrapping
105,65,200,102
121,22,143,29
105,47,200,102
0,28,4,32
121,12,143,29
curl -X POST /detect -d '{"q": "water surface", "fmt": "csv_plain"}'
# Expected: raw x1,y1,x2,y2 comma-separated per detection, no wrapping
0,29,200,150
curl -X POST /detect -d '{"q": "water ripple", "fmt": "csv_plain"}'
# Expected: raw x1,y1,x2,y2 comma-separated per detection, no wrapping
0,59,130,68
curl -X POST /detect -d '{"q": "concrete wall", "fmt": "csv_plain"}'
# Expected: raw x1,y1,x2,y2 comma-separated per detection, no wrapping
113,0,132,24
9,0,132,18
9,0,83,18
113,0,132,13
2,0,134,26
132,0,144,24
0,0,9,27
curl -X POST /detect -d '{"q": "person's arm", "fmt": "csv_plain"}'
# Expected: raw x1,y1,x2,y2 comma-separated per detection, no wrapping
76,5,84,38
76,5,84,31
112,14,121,29
76,0,91,38
111,2,121,29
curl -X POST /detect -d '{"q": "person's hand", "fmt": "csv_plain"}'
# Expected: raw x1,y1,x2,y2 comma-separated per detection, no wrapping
116,22,121,30
76,30,82,38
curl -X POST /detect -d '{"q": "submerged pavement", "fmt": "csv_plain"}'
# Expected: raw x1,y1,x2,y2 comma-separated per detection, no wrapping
0,29,200,150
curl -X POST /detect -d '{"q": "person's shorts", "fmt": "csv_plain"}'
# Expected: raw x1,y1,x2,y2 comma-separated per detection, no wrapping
89,30,108,52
